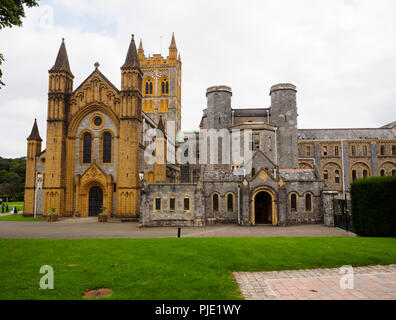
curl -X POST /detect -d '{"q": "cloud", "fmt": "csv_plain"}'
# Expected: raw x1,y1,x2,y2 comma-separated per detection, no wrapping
0,0,395,157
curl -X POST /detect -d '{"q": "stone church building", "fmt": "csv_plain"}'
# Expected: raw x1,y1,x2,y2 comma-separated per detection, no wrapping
24,34,396,227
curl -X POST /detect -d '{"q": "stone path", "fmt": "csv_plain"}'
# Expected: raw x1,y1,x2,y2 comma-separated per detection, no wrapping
234,265,396,300
0,219,355,239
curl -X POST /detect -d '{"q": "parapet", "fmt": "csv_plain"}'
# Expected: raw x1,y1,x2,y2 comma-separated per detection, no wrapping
206,85,232,97
270,83,297,95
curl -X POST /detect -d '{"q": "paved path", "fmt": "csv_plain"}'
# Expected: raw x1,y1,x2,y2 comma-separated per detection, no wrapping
0,218,354,239
234,265,396,300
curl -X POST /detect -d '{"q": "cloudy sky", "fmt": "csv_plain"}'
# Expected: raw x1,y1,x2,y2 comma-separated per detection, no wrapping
0,0,395,158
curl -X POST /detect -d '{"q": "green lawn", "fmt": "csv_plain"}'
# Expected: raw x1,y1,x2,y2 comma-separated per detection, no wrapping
1,237,395,300
1,202,24,212
0,214,42,221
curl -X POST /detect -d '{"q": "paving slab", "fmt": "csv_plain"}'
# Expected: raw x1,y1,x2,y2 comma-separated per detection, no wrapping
234,265,396,300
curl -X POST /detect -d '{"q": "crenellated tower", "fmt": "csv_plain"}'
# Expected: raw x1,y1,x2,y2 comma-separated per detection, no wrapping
139,33,182,142
117,34,143,217
24,119,42,215
43,38,74,215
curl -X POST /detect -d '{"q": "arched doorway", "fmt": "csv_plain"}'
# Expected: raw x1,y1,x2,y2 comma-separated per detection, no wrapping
254,191,272,224
89,186,103,217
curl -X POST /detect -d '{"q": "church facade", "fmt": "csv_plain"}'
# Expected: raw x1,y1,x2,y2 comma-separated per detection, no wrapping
24,34,396,227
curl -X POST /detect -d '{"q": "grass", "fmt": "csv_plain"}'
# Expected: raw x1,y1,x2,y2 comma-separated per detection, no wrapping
0,214,42,221
0,237,395,300
1,201,24,212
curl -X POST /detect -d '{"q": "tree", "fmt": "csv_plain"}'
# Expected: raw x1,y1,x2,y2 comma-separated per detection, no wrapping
0,0,39,88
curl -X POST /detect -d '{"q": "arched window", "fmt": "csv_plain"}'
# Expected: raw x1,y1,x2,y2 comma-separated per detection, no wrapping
227,193,234,212
145,82,149,95
324,170,329,180
103,132,112,163
335,170,340,184
212,193,219,212
149,81,153,94
83,132,92,163
380,169,385,176
290,193,297,212
352,170,357,181
392,170,396,176
305,193,313,212
251,167,256,177
363,170,368,178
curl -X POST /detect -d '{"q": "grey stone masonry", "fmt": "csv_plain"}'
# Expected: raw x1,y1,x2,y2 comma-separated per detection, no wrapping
270,84,299,169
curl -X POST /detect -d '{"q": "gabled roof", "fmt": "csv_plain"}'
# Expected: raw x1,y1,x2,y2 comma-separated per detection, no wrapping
121,34,140,69
73,65,120,95
27,119,42,141
49,38,73,77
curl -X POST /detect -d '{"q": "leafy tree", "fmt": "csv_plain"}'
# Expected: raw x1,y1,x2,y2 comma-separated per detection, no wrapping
0,157,26,200
0,0,39,88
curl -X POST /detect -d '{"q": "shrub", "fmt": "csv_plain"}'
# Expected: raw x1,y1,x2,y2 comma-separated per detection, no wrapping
351,176,396,237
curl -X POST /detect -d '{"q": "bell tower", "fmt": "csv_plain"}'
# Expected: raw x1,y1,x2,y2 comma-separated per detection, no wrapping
117,34,143,217
43,38,74,215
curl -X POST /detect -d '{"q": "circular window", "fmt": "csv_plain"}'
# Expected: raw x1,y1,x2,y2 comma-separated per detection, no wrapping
93,117,102,126
90,114,105,129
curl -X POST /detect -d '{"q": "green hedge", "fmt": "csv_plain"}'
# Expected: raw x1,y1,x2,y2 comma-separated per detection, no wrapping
351,176,396,237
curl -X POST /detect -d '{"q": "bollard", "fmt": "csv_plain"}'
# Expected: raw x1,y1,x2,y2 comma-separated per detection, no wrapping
177,227,181,238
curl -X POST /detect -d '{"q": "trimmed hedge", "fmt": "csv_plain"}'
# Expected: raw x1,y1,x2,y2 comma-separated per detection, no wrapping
351,176,396,237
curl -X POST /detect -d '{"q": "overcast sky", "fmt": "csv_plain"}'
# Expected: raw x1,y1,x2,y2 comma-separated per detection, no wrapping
0,0,395,158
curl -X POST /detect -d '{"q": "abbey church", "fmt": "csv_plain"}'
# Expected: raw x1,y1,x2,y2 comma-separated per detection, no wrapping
24,34,396,227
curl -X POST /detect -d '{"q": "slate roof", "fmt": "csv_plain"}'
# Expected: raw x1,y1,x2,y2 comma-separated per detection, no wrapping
49,39,73,77
279,169,318,181
121,35,140,69
27,119,42,141
298,122,396,141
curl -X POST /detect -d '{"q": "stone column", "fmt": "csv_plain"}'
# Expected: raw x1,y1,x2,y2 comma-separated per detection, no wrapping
322,191,338,227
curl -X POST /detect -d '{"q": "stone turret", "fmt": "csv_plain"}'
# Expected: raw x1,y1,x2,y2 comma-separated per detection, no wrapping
270,83,298,169
117,34,143,217
205,85,232,130
24,119,42,216
43,38,73,216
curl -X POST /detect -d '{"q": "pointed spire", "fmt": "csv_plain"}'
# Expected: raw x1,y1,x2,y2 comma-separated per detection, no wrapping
27,119,42,141
138,39,144,52
122,34,140,69
169,32,177,49
178,53,181,61
158,116,165,133
49,38,73,77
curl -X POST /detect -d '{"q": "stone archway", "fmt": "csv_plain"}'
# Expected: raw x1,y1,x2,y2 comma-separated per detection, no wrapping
254,191,272,224
89,186,103,217
75,165,113,217
251,187,278,226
